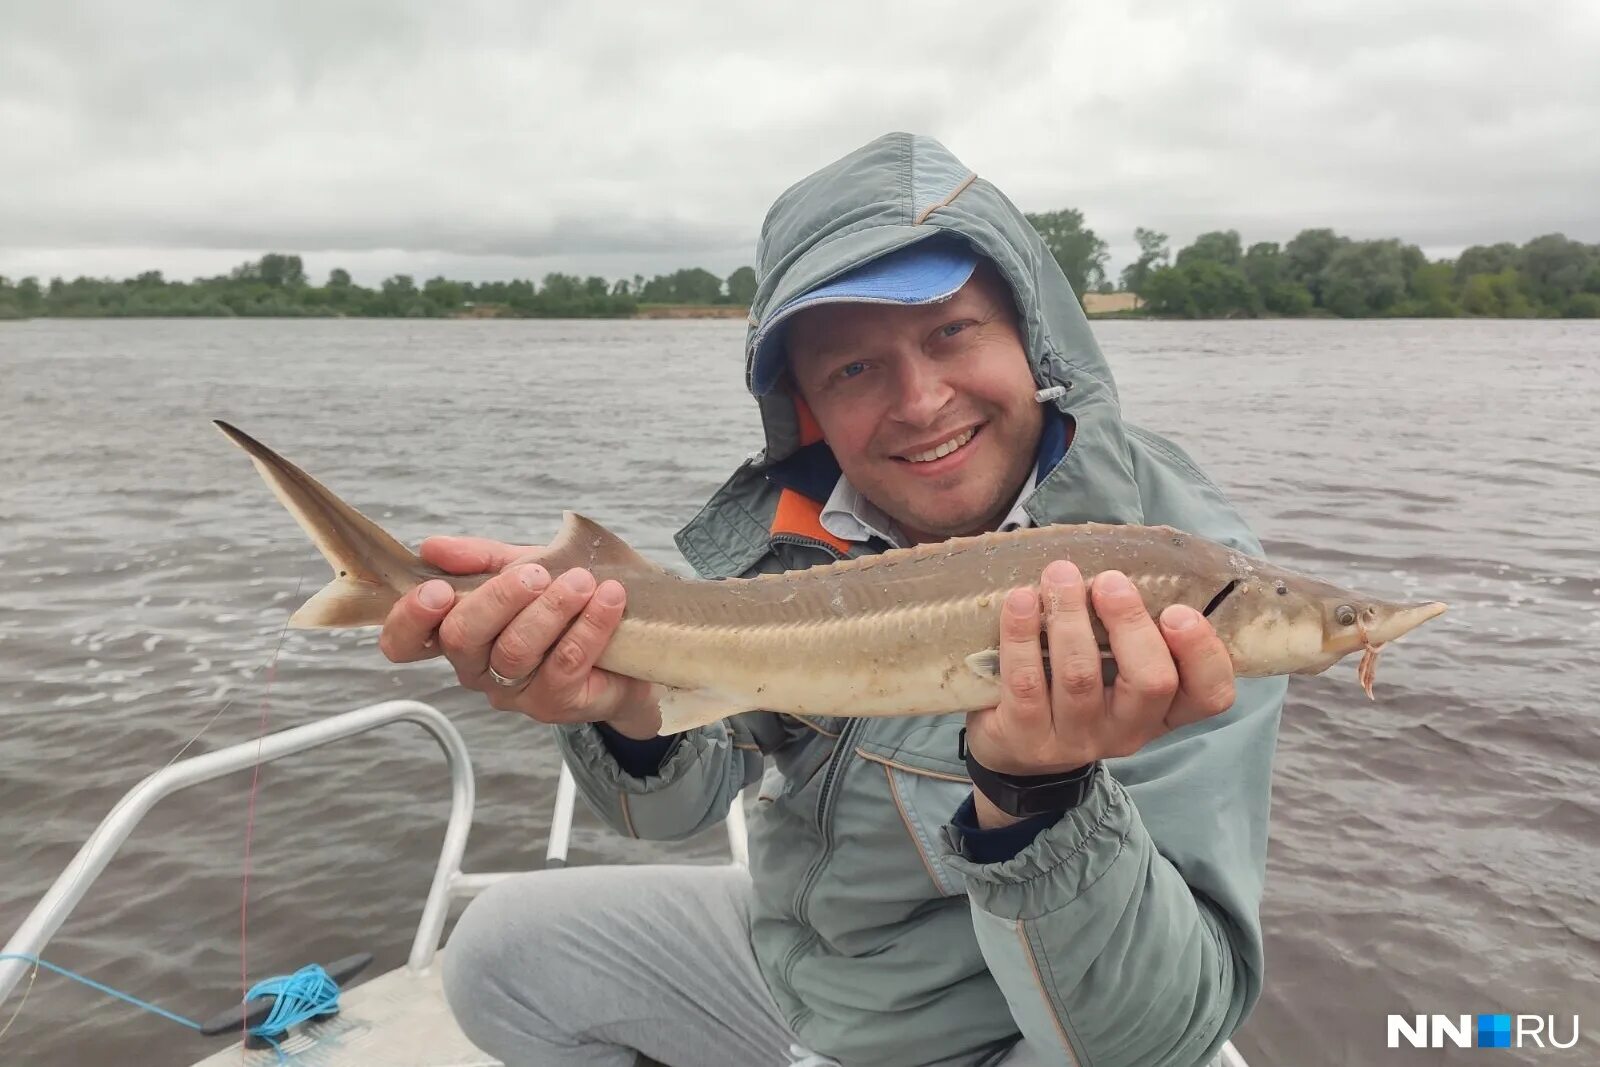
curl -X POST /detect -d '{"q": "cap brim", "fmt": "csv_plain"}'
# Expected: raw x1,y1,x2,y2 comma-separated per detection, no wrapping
750,234,979,395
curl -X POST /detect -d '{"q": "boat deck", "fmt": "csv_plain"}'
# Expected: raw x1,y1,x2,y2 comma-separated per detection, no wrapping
191,955,495,1067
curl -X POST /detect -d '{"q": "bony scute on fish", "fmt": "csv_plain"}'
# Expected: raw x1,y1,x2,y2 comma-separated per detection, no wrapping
214,420,1448,735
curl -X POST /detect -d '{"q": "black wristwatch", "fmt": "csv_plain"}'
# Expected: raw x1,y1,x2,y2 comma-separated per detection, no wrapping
958,728,1099,818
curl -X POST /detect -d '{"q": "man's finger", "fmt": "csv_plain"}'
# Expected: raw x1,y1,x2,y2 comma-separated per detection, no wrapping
484,567,596,696
1040,560,1102,707
520,579,630,720
997,586,1051,732
378,580,456,663
1094,570,1178,727
436,563,549,678
419,536,542,575
1159,604,1237,728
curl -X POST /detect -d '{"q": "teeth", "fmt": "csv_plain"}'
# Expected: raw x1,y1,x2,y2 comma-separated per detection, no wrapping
907,428,976,463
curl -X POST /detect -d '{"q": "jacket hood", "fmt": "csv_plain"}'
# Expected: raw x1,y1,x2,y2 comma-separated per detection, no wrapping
747,132,1125,456
677,131,1145,577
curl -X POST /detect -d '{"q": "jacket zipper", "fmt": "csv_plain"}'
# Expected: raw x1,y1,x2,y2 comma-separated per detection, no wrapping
767,533,854,993
770,532,851,558
778,715,862,989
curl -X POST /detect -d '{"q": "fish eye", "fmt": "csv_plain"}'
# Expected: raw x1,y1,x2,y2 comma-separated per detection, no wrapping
1274,580,1288,596
1335,605,1357,626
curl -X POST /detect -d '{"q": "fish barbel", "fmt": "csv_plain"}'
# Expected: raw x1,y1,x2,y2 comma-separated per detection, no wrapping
215,420,1446,734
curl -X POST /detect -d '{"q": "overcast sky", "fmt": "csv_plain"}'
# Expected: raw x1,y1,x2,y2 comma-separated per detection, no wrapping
3,0,1597,286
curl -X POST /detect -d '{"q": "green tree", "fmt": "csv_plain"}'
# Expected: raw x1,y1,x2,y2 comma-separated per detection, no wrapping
1394,262,1460,317
726,266,758,306
1460,269,1534,317
641,267,724,304
1140,266,1193,316
1454,242,1519,285
1118,228,1168,295
328,268,352,288
1563,293,1600,317
257,254,307,288
1140,260,1257,317
16,277,42,315
1283,228,1348,307
1185,260,1258,317
423,276,465,314
1320,240,1411,317
1176,230,1243,269
1024,209,1109,297
1518,234,1595,312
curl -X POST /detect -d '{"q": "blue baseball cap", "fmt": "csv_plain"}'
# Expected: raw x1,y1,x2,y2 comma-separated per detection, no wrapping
749,234,980,396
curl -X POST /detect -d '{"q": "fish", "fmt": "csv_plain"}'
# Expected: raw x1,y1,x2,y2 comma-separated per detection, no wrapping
214,419,1447,735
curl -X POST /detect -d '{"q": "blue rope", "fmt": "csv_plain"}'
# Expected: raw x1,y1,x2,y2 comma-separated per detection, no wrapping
0,953,202,1031
1,953,341,1059
245,963,340,1043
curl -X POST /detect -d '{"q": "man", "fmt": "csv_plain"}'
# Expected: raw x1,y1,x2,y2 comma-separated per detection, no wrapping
380,132,1287,1067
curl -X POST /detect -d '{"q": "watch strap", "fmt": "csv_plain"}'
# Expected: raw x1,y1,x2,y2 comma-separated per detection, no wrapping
958,728,1099,818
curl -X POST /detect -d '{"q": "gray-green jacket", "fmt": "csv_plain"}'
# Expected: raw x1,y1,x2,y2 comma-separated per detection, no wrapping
556,132,1286,1067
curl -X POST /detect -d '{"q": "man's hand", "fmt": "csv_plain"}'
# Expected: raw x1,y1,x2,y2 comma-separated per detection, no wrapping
378,536,661,738
964,559,1237,827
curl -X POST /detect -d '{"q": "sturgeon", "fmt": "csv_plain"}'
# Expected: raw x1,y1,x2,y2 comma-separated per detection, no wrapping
215,420,1447,734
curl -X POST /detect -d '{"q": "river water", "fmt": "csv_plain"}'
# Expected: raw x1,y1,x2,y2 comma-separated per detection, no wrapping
1,318,1596,1066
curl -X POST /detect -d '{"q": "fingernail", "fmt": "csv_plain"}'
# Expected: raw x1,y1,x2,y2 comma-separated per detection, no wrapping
1043,559,1079,585
595,581,624,607
1162,604,1197,630
561,569,596,594
1097,570,1132,595
1007,587,1038,615
515,564,549,592
418,580,452,610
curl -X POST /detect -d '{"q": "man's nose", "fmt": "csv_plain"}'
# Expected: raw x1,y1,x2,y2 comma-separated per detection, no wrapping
889,358,953,426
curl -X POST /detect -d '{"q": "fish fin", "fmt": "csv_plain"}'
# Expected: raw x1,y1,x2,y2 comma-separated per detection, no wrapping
656,687,757,735
965,645,1117,680
965,649,1002,679
543,512,669,578
215,420,429,629
289,575,396,629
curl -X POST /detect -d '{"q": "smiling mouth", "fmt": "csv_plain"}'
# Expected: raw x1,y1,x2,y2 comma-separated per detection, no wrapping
898,425,981,464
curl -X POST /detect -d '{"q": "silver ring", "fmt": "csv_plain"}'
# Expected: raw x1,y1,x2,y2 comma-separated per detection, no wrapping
487,664,533,688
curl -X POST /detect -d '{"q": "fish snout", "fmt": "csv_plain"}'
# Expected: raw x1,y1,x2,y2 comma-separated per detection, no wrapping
1368,600,1447,645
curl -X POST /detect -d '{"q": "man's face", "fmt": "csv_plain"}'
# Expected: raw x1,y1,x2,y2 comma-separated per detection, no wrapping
786,263,1044,544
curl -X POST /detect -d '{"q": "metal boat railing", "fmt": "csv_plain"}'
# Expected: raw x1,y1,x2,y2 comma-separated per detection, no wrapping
2,701,472,1003
1,698,1241,1065
0,699,743,1005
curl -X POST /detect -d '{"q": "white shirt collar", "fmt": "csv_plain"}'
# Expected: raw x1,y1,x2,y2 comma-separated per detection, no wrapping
819,467,1037,549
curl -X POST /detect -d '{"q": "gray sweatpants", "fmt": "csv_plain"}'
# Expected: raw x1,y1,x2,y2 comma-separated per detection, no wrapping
441,863,1056,1067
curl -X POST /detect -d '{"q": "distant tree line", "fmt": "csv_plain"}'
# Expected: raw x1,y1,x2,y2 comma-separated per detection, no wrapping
0,254,762,320
3,224,1597,320
1022,212,1600,319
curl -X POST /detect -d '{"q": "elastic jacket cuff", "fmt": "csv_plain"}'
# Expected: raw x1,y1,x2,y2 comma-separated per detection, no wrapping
947,793,1065,864
594,721,680,777
558,722,711,793
939,768,1133,920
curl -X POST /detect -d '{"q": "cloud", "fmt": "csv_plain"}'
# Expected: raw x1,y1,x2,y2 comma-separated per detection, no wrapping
2,0,1597,283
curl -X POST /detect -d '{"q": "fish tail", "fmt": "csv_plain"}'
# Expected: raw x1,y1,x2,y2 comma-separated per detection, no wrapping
214,420,433,629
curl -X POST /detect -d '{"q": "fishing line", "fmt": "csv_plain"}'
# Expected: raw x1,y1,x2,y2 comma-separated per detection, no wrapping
239,573,303,1046
0,579,307,1056
161,576,303,773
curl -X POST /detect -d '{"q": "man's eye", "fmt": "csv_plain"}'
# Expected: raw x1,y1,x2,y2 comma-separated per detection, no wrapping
836,361,868,380
939,322,969,338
